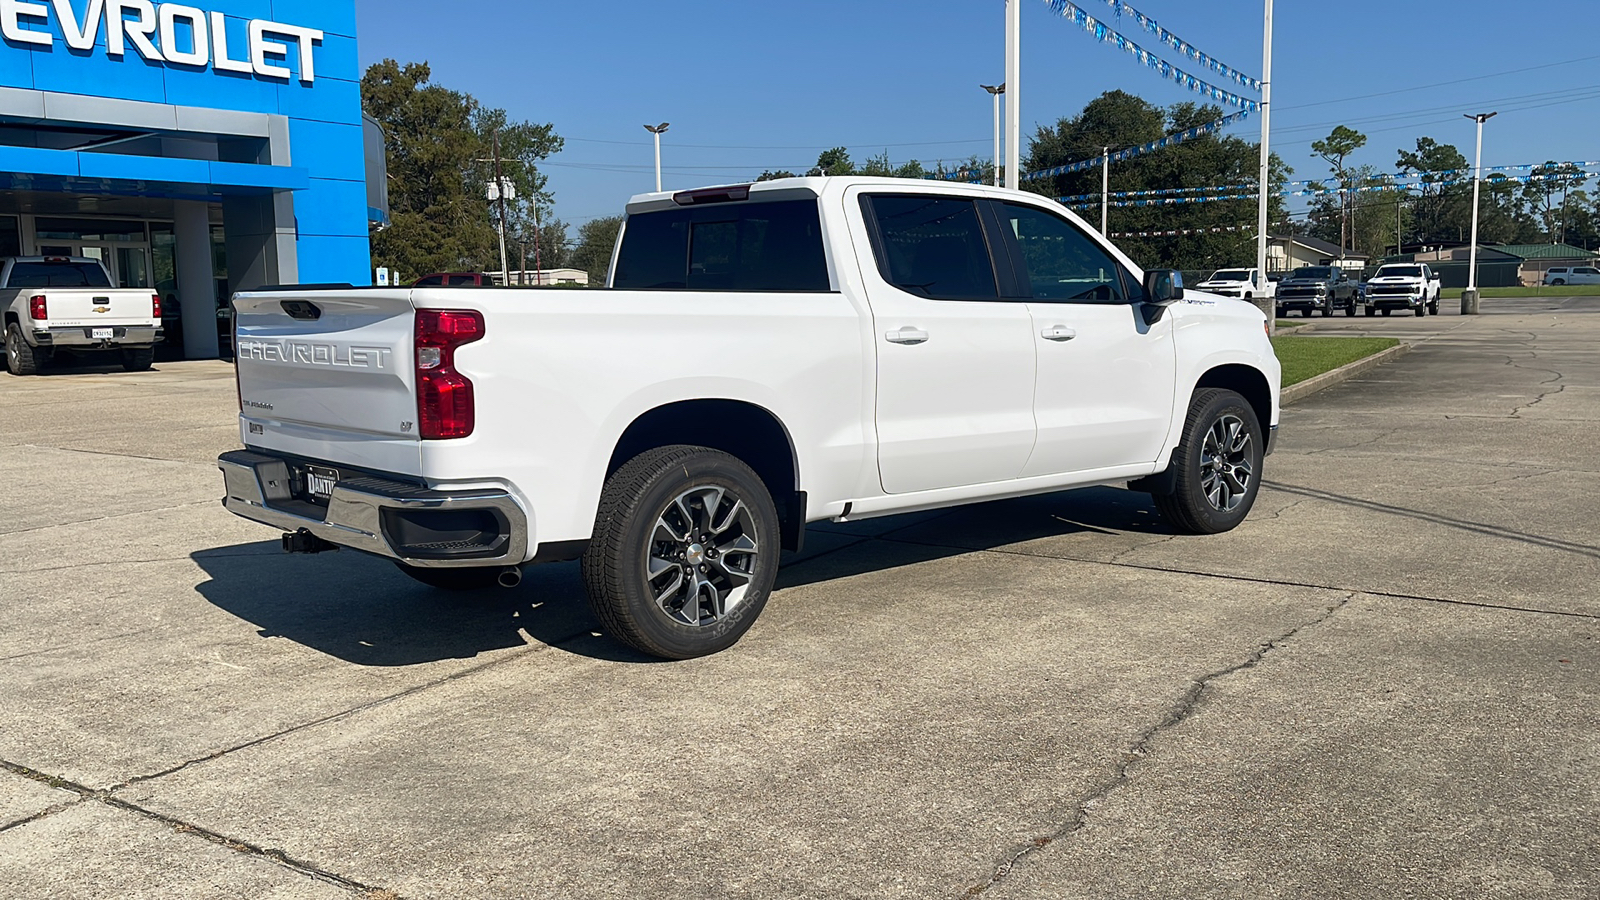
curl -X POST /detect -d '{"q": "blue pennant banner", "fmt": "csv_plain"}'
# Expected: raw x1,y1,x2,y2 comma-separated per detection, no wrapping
1109,223,1254,239
1043,1,1261,113
1093,0,1261,92
1021,109,1252,182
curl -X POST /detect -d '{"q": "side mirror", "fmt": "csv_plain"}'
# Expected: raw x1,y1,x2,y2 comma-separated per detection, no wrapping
1143,269,1185,304
1139,270,1184,326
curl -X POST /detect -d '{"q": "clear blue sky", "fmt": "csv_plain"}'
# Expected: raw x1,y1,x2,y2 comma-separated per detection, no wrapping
353,0,1599,233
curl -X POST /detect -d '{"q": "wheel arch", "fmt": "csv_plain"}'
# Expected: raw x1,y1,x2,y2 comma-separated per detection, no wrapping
606,399,806,551
1193,364,1273,432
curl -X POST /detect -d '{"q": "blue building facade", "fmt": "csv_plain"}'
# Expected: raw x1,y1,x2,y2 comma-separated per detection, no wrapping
0,0,378,358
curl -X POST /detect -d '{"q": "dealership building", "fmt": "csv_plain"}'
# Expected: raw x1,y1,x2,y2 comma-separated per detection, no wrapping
0,0,381,359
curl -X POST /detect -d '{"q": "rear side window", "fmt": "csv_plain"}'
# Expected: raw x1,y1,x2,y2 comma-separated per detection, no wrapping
447,274,480,286
862,194,997,300
1550,268,1569,274
7,261,112,288
612,199,829,292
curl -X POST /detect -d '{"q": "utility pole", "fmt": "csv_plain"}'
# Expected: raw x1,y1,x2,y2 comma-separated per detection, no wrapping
1255,0,1274,332
1100,147,1110,235
1463,111,1497,314
644,122,669,192
981,84,1005,186
491,129,509,286
1005,0,1020,190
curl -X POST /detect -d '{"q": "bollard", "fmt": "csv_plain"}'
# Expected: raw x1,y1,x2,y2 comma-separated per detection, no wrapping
1460,288,1480,315
1249,296,1276,334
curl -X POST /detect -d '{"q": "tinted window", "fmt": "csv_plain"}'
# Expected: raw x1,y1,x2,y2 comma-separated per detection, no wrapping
413,275,444,286
997,202,1127,303
447,274,480,286
1578,267,1599,275
1291,267,1334,279
7,261,112,288
613,199,829,292
863,195,997,300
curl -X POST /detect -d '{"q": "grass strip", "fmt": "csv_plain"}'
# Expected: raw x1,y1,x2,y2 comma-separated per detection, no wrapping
1272,335,1400,387
1439,285,1596,300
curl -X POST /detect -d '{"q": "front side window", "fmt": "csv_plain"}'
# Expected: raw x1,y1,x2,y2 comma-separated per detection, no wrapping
613,198,829,292
998,201,1129,303
1577,267,1599,275
862,194,997,301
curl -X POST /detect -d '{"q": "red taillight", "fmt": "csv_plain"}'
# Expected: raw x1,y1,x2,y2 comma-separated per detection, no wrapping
415,309,485,439
28,295,46,320
152,293,162,317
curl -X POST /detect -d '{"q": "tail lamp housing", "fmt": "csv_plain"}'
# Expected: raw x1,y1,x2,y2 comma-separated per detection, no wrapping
152,294,163,317
28,295,46,320
415,309,485,439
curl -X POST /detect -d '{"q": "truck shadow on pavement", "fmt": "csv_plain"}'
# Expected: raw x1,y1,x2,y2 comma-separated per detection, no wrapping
189,487,1175,665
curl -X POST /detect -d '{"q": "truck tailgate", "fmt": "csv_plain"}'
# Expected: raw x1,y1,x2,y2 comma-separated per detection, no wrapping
233,290,423,474
39,288,156,327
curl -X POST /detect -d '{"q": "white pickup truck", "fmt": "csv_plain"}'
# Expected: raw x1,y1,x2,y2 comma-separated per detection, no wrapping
1195,267,1274,301
1,256,163,375
218,178,1281,659
1362,263,1441,317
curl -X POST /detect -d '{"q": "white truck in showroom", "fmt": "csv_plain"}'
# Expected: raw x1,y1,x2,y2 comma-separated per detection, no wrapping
218,178,1281,659
2,256,163,375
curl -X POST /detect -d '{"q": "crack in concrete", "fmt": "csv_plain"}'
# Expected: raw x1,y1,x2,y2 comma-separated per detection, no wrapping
962,592,1358,896
0,797,85,834
0,760,393,897
0,500,218,539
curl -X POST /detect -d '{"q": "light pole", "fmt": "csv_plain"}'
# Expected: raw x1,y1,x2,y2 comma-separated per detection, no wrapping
1004,0,1020,189
644,122,669,193
1463,111,1497,314
1255,0,1275,332
1100,147,1110,235
981,84,1005,186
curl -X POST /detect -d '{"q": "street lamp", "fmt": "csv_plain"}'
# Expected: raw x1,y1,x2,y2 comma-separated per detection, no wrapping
980,84,1004,186
644,122,669,192
1101,146,1110,235
1463,111,1497,314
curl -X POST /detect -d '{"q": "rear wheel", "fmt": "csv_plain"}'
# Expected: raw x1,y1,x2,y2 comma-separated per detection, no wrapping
1551,278,1566,286
1345,301,1357,317
119,347,155,371
4,323,45,375
582,445,780,659
393,562,503,591
1149,389,1264,535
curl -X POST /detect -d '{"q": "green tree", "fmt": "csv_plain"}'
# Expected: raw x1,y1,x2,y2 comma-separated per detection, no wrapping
362,59,496,279
569,215,623,285
475,107,564,259
808,147,855,177
1310,125,1368,256
1522,161,1590,243
1396,137,1470,247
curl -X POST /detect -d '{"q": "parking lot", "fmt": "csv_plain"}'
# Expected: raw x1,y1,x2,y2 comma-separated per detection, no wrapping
2,297,1596,899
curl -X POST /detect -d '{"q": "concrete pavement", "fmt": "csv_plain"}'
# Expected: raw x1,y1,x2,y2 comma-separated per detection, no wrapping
1,299,1595,898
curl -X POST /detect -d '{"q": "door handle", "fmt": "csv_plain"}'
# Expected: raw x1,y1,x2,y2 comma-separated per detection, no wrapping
1041,325,1077,342
885,327,929,345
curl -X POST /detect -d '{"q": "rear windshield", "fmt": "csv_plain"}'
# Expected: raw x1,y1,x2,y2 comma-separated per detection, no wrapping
1290,267,1334,279
7,260,112,288
613,199,829,292
1377,266,1422,278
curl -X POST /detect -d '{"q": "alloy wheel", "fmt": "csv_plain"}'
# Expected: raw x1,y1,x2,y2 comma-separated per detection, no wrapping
1199,414,1254,512
646,485,760,627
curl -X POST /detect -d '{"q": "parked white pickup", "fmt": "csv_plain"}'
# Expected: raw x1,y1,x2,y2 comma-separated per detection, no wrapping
1195,267,1275,301
218,177,1282,658
1,256,162,375
1363,263,1441,317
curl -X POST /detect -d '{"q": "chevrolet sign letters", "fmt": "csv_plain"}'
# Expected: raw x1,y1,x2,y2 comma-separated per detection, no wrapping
0,0,323,83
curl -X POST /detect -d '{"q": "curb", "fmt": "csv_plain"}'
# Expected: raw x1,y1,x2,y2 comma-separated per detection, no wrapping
1275,323,1316,335
1281,342,1411,405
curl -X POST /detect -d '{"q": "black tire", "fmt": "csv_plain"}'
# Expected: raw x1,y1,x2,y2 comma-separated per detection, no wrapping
1320,303,1333,317
582,445,780,659
1551,279,1566,286
4,323,44,375
1428,301,1439,316
1381,308,1392,317
1302,308,1313,318
1364,306,1376,317
1413,303,1426,317
120,347,155,371
1345,302,1357,317
1149,389,1265,535
394,562,504,590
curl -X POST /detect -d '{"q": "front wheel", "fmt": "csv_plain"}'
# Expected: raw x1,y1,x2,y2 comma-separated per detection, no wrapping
1149,389,1265,535
1345,302,1357,317
582,445,780,659
1364,306,1376,317
1428,300,1439,315
1414,303,1427,318
1381,308,1392,317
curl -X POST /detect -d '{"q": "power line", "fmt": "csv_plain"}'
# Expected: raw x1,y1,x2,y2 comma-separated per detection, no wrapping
1277,53,1600,112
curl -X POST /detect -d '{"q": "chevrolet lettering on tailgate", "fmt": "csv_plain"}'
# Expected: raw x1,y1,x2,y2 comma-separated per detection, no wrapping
235,339,392,370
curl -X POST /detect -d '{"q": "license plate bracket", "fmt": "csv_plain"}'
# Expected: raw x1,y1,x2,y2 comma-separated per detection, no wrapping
302,465,339,500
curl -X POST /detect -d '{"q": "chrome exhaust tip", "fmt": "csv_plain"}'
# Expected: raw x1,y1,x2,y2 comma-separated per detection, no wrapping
497,565,523,588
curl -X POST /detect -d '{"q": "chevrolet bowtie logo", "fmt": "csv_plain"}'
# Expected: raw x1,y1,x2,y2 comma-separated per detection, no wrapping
92,306,110,314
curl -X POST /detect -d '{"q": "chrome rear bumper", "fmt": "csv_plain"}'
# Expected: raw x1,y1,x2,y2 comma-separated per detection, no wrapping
218,449,528,568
